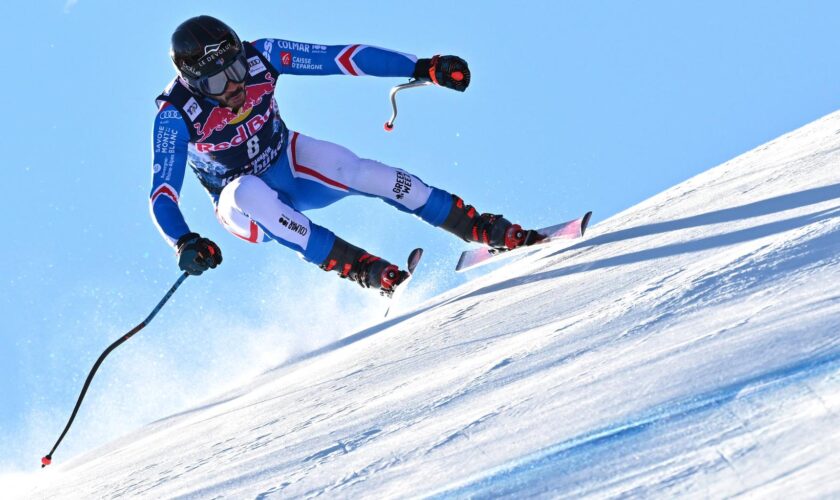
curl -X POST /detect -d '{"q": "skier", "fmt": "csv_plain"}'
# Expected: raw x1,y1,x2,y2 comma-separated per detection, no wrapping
151,15,543,295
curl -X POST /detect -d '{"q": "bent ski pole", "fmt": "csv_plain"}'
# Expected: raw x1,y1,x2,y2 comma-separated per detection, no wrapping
41,272,190,468
384,79,433,132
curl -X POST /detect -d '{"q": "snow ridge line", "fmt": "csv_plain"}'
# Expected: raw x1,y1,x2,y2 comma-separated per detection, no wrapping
429,349,840,498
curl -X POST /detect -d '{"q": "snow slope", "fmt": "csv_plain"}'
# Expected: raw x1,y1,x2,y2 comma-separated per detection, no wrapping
19,111,840,498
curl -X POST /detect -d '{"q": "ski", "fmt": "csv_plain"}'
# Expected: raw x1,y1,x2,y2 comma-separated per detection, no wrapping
385,247,424,317
455,211,592,272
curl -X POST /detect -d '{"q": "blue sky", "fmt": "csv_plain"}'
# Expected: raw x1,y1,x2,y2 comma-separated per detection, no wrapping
2,0,839,471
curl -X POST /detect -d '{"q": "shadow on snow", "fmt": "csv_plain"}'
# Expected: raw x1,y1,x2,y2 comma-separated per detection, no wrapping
457,184,840,302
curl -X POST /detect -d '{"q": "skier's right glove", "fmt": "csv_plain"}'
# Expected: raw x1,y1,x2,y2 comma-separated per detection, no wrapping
176,232,222,276
414,55,471,92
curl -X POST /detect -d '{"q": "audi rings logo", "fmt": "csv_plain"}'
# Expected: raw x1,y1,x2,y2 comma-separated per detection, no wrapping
159,110,180,120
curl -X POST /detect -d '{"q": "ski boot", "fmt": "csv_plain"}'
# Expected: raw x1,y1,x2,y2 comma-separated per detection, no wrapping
320,238,409,297
439,195,545,250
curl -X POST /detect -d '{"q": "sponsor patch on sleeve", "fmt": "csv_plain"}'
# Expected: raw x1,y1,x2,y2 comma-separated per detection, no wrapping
248,56,267,75
281,52,292,66
184,97,202,121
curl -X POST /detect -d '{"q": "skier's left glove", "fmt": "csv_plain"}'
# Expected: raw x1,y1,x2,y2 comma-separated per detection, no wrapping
176,232,222,276
414,55,470,92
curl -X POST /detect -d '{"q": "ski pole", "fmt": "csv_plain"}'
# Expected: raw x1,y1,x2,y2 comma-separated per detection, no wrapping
41,272,190,468
384,79,433,132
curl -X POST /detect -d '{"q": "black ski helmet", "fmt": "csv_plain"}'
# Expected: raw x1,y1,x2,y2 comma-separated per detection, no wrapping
170,15,243,82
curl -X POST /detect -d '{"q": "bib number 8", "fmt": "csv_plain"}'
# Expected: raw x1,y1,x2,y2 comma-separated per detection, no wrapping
247,136,260,159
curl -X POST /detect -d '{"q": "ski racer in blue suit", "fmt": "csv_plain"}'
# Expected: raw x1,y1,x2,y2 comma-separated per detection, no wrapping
151,15,541,295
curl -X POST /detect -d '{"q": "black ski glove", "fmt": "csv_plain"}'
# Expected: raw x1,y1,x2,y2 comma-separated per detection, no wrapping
176,232,222,276
414,55,470,92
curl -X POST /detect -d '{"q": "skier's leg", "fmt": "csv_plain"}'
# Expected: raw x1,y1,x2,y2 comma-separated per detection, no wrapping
216,175,334,262
286,132,541,250
284,132,451,220
216,175,407,292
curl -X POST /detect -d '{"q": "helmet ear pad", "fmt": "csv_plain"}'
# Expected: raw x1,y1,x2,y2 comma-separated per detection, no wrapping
170,15,242,81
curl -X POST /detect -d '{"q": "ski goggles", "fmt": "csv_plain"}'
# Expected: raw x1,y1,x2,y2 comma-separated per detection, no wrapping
189,53,249,96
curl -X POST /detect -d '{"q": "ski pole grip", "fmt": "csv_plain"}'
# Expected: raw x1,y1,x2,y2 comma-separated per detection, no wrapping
384,79,433,132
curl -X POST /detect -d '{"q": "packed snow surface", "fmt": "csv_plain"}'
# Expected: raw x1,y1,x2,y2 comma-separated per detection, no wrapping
20,112,840,498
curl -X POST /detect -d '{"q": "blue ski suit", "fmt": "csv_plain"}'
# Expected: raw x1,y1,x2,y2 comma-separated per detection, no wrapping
151,39,455,265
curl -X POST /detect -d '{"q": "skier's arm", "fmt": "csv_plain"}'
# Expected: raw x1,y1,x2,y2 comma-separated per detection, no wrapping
252,39,470,91
252,38,417,77
150,105,191,249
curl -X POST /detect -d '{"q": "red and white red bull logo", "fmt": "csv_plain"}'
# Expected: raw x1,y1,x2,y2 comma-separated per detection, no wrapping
195,104,273,153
